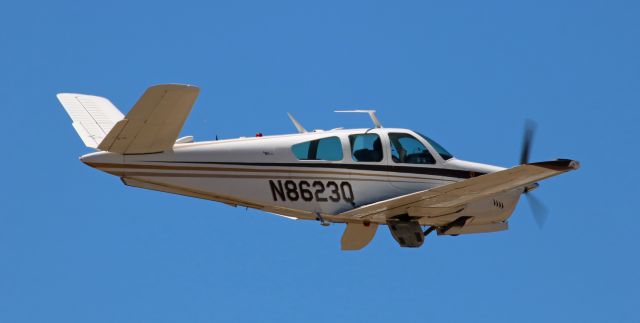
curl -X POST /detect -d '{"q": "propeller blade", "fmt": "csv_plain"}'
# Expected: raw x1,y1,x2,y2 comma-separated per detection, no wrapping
520,119,537,165
525,192,549,229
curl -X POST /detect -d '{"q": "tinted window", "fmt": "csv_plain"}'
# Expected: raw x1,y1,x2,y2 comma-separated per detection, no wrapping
349,133,383,162
389,133,435,164
291,136,343,161
417,133,453,160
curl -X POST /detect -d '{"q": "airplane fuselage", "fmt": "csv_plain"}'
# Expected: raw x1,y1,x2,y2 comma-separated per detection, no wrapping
80,127,520,228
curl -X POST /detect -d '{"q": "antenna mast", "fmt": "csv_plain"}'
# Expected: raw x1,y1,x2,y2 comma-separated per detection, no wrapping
335,110,383,128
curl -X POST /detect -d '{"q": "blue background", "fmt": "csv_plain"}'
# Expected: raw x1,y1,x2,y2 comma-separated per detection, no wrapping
1,1,638,322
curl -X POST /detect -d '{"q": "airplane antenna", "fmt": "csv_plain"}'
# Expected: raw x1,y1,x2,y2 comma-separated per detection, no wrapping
287,113,307,133
335,110,382,128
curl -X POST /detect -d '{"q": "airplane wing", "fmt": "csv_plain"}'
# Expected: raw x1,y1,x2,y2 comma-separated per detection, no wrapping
338,159,580,221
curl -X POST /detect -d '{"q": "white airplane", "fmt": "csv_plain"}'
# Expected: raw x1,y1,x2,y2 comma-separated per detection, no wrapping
58,84,579,250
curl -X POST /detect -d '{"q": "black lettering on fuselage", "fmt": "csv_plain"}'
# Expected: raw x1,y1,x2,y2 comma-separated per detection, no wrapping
268,180,354,203
269,180,286,201
284,180,299,201
299,181,313,201
326,181,340,202
340,182,354,202
313,181,327,202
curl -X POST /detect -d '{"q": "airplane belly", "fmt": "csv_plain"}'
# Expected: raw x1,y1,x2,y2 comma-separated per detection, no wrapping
124,174,278,207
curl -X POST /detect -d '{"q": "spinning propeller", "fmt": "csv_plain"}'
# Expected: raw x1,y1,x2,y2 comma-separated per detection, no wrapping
520,120,549,228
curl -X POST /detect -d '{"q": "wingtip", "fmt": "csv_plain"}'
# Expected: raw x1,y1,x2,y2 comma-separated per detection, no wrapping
568,160,580,170
529,159,580,171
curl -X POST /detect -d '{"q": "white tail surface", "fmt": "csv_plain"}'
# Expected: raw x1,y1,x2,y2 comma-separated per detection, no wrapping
57,93,125,148
58,84,200,154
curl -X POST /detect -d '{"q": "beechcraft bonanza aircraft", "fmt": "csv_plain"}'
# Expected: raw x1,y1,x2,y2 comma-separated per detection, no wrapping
58,84,579,250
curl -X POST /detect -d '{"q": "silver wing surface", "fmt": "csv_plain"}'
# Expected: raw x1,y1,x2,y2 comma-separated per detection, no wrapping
337,160,580,223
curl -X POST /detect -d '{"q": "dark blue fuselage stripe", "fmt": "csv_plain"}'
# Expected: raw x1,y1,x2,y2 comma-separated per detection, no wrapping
144,161,486,179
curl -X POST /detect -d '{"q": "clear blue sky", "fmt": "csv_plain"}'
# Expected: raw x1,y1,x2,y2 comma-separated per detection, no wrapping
1,1,638,322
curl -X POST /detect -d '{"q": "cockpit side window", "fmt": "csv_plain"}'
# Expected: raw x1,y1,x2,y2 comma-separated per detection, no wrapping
389,133,436,164
417,133,454,160
291,136,343,161
349,133,383,162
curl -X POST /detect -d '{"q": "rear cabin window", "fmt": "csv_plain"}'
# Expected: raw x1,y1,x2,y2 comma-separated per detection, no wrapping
389,133,436,164
291,136,343,161
349,133,383,162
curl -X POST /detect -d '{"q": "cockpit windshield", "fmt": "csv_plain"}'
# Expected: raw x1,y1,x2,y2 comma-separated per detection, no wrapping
417,133,454,160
